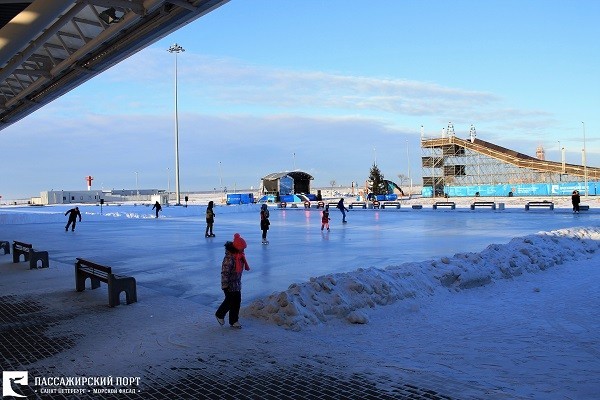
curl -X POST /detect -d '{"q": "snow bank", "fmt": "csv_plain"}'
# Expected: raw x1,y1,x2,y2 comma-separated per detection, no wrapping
0,203,260,224
243,227,600,331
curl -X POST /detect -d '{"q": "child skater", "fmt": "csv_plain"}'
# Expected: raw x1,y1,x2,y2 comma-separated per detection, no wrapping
321,205,330,231
215,233,250,329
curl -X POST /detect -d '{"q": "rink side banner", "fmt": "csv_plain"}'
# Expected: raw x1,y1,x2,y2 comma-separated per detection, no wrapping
421,182,598,197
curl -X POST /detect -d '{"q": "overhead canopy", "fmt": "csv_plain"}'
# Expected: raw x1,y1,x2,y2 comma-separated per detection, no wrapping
0,0,229,132
262,171,314,182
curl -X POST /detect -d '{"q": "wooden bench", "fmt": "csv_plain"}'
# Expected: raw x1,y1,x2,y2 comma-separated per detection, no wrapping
349,202,366,209
470,201,496,210
0,240,10,255
381,201,401,209
579,205,590,211
12,241,49,269
433,202,456,210
412,205,423,209
75,258,137,307
525,201,554,211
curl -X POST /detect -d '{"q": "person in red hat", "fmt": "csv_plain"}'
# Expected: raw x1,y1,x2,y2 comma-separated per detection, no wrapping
215,233,250,328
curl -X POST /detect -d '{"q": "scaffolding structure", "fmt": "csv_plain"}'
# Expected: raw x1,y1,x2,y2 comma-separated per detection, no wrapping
421,123,600,197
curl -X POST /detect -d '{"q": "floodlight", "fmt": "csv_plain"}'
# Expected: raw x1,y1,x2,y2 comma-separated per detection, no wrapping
99,7,119,25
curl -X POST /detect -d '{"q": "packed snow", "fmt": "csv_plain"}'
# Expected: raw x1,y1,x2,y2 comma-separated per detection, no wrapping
244,226,600,331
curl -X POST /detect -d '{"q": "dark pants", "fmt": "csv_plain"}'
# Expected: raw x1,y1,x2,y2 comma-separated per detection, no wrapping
216,290,241,325
340,208,346,222
573,203,580,212
66,219,77,231
261,221,269,240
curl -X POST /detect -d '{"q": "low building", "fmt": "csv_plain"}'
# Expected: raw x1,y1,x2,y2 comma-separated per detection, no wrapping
36,189,166,205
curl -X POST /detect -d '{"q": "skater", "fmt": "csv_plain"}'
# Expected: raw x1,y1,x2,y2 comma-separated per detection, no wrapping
336,198,348,223
215,233,250,329
152,201,162,218
321,205,330,231
571,190,581,213
260,203,270,244
205,201,215,237
64,206,82,231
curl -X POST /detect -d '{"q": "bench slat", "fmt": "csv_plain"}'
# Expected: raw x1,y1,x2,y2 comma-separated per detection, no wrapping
76,257,111,273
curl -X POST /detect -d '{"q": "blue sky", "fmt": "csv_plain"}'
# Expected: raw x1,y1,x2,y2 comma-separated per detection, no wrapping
1,0,599,199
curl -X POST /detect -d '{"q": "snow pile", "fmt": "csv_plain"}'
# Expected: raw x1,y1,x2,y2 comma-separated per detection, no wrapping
243,227,600,331
0,203,260,224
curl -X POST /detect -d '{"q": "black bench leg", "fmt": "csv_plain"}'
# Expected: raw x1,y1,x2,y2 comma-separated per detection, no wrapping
125,280,138,305
75,268,101,291
29,251,49,269
0,242,9,255
90,277,101,290
108,276,137,307
75,266,86,291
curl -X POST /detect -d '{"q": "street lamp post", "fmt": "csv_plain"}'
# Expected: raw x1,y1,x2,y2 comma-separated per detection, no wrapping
168,43,185,205
218,161,223,203
167,167,170,197
135,171,139,199
406,139,412,195
582,121,588,196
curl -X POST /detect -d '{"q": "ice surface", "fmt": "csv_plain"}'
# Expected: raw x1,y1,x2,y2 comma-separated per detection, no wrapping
1,202,599,399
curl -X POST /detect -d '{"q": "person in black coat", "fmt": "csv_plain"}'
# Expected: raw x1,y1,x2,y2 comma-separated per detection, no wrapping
205,201,215,237
337,198,349,223
571,190,581,213
152,201,162,218
65,207,82,231
260,204,270,244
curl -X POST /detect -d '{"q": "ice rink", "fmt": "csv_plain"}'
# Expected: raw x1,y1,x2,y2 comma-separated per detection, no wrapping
1,202,596,307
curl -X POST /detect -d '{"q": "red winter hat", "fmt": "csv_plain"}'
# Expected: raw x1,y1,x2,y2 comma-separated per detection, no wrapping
232,233,247,251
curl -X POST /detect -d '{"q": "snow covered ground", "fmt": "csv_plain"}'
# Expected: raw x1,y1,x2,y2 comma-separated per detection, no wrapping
0,198,599,399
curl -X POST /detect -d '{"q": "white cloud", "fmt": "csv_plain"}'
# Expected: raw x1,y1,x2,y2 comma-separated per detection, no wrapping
96,50,552,129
